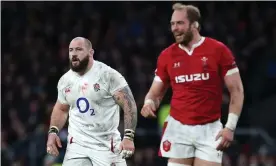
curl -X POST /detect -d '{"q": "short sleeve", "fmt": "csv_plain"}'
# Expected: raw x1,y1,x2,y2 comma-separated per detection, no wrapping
108,68,128,95
219,44,239,77
57,77,68,105
154,50,170,84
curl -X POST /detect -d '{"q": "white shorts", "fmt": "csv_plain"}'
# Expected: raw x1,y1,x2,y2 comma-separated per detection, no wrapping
159,116,223,163
62,141,126,166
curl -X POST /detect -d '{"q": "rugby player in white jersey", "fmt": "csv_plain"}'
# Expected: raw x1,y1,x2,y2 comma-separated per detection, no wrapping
46,37,137,166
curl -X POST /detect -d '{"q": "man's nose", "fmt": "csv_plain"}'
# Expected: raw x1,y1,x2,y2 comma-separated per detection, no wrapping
72,55,78,58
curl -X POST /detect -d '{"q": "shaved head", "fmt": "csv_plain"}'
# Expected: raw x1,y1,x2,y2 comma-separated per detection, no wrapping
71,37,92,49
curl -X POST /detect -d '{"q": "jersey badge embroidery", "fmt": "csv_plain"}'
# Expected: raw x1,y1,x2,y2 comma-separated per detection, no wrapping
173,62,181,68
93,83,100,92
163,140,171,152
65,87,71,93
201,56,208,69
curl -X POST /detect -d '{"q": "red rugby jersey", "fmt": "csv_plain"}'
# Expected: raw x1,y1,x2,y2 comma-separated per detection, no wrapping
155,37,238,125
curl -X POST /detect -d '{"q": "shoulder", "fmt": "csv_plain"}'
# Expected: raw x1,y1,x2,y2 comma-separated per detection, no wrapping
204,37,229,50
94,60,116,74
93,60,110,72
203,37,235,65
94,61,128,92
94,60,123,81
158,43,178,62
203,37,234,60
160,43,178,56
57,70,74,89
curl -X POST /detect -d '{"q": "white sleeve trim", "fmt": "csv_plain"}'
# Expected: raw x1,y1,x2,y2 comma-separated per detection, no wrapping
226,67,239,76
57,97,68,105
154,76,163,82
110,83,129,95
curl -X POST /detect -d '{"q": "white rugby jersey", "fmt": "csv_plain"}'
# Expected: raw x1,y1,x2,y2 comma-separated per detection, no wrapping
57,60,128,152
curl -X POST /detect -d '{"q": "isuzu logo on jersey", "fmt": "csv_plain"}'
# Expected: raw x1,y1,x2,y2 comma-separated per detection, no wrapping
175,73,210,83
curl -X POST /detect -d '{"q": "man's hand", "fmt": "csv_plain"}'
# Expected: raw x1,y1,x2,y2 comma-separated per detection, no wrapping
46,133,62,157
141,80,168,118
119,138,135,159
216,128,234,151
141,101,157,118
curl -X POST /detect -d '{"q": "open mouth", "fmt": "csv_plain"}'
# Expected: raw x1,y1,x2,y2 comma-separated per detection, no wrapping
175,34,183,39
72,59,80,65
72,58,79,62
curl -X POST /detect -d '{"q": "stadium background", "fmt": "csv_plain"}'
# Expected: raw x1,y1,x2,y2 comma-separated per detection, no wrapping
1,1,276,166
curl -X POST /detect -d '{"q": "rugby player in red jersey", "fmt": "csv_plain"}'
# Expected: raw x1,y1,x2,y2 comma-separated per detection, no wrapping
141,3,244,166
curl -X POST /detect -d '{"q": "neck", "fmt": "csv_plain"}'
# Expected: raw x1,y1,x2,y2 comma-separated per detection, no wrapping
181,32,202,50
77,59,94,76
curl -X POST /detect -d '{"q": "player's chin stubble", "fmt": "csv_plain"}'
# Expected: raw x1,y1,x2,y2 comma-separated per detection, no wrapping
176,25,193,46
70,55,89,72
180,29,193,46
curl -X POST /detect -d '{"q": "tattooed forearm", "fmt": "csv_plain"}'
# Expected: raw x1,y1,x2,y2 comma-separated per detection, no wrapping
113,86,137,131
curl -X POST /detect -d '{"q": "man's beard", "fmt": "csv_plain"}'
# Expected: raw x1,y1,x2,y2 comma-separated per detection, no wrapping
70,55,89,72
174,25,193,46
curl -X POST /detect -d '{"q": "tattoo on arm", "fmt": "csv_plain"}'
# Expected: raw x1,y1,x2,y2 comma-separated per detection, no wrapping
113,86,137,131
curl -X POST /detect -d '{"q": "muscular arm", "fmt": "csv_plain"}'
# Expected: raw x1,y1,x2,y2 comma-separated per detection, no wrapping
50,100,69,131
113,86,137,131
145,80,169,109
225,73,244,116
224,72,244,130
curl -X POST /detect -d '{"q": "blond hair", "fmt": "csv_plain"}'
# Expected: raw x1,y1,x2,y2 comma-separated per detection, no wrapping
172,3,201,30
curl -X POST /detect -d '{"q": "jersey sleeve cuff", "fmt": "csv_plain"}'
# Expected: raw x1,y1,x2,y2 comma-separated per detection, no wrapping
57,97,68,105
110,83,129,96
225,67,239,76
154,76,163,82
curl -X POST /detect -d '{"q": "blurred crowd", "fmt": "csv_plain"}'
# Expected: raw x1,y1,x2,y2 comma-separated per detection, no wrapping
1,2,276,166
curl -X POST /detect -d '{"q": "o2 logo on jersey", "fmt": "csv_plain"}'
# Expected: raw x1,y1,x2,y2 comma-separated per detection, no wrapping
175,73,209,83
76,97,95,116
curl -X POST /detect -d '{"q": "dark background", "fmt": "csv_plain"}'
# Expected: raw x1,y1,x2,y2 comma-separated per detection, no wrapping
1,1,276,166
